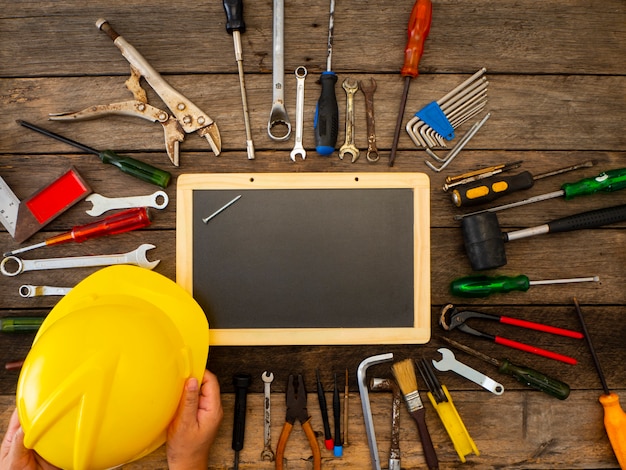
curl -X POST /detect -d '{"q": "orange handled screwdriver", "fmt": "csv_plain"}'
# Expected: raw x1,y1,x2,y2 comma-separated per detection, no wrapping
3,207,152,257
573,298,626,468
389,0,432,166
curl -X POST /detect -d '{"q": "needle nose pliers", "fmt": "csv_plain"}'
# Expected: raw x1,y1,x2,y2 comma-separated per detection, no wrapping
439,303,584,365
276,374,321,470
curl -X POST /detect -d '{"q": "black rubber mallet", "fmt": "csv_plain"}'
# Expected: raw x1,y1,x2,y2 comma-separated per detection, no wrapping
462,203,626,270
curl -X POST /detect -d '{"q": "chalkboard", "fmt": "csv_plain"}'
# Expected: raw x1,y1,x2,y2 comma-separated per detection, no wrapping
176,173,430,345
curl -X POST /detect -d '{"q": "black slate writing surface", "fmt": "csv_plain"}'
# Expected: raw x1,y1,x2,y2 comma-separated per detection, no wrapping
192,188,415,330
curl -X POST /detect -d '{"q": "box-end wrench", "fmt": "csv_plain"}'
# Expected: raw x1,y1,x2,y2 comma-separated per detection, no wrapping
267,0,291,142
1,243,159,277
261,371,275,461
360,78,379,162
290,67,307,161
432,348,504,395
85,191,169,216
358,353,394,470
339,78,360,162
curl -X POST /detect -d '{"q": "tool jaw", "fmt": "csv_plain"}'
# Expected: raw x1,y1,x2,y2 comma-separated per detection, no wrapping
439,304,497,340
285,374,310,425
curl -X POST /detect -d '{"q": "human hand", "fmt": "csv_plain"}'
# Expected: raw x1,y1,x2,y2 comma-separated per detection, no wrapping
0,409,59,470
167,369,223,470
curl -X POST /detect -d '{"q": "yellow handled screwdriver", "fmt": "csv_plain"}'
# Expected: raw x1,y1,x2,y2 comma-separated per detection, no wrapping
573,298,626,468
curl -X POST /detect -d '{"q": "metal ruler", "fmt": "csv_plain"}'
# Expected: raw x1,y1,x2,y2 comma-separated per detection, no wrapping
0,176,20,238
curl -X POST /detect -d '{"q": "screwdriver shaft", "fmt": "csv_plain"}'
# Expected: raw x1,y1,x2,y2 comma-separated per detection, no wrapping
232,31,255,160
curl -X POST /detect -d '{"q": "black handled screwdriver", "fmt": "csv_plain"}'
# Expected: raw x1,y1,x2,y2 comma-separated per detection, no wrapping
232,373,251,470
18,120,171,188
439,336,571,400
314,0,339,156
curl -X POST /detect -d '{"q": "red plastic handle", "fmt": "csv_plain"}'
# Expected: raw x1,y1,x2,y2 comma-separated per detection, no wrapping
500,315,584,339
495,337,577,365
401,0,433,78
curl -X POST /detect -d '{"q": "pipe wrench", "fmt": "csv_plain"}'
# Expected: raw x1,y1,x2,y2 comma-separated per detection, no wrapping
49,19,221,167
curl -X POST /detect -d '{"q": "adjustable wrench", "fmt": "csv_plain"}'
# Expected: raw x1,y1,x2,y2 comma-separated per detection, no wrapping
261,371,275,461
85,191,169,216
290,67,307,161
0,243,159,276
267,0,291,141
339,78,360,162
432,348,504,395
360,78,379,162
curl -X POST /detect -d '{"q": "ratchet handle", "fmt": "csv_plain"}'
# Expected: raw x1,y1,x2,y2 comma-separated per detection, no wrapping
547,203,626,233
495,337,577,365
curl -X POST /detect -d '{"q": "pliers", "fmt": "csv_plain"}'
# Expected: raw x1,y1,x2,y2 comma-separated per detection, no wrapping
49,19,221,167
439,303,584,365
276,374,321,470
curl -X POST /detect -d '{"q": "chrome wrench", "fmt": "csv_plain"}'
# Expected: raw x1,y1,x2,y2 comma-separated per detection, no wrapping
261,371,275,461
267,0,291,141
290,66,307,161
432,348,504,395
1,243,159,276
19,285,72,297
339,78,360,162
85,191,169,216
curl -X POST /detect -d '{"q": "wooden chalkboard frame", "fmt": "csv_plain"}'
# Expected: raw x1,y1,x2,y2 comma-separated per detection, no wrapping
176,172,430,346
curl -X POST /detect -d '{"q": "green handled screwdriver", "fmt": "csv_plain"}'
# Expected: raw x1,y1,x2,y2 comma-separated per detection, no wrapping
0,317,44,332
439,336,571,400
18,120,171,188
450,274,600,298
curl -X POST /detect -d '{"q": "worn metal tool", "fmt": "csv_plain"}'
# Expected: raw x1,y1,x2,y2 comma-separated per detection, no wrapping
267,0,291,141
290,67,307,161
0,243,159,276
339,78,360,162
50,19,221,166
358,353,394,470
261,371,275,461
19,285,72,298
360,78,379,162
369,378,402,470
86,191,168,216
432,347,504,395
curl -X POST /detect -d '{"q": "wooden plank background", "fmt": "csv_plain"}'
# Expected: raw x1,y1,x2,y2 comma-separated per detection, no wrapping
1,0,625,468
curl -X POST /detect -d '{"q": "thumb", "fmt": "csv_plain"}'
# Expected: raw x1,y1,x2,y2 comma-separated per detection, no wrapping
177,377,200,426
8,426,30,460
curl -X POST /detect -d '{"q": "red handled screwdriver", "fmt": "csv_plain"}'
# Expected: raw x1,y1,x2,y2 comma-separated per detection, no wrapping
3,207,152,257
389,0,433,166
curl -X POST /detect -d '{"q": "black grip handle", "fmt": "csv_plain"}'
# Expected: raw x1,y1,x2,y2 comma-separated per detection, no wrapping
547,203,626,233
452,171,535,207
314,72,339,156
232,373,251,452
223,0,246,34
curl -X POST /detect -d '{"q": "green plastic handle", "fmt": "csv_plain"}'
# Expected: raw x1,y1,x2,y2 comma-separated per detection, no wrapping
450,274,530,298
99,150,171,188
0,317,44,332
499,359,570,400
562,168,626,200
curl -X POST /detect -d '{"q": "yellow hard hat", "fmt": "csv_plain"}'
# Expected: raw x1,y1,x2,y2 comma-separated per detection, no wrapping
16,265,209,470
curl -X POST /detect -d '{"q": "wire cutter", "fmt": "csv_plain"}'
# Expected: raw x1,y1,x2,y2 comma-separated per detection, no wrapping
49,19,221,167
276,374,321,470
439,303,584,365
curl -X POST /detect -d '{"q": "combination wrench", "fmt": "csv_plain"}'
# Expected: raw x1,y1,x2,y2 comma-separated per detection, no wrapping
432,348,504,395
261,371,275,461
339,78,360,162
19,285,72,297
290,66,307,161
1,243,159,276
360,78,379,162
85,191,169,216
267,0,291,141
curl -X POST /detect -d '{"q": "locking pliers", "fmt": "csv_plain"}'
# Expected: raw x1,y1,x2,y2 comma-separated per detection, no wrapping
49,19,221,167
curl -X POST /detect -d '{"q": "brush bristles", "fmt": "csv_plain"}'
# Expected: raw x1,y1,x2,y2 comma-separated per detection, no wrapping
391,359,418,396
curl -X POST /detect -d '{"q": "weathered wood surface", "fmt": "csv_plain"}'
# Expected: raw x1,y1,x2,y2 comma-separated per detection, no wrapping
1,0,625,468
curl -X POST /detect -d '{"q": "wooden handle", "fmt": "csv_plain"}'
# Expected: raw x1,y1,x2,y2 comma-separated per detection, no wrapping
410,408,439,470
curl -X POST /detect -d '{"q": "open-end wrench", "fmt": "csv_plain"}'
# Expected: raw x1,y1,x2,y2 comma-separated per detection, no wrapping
360,78,379,162
267,0,291,141
339,78,360,162
85,191,169,216
290,66,307,161
432,348,504,395
0,243,159,276
261,371,275,461
19,285,72,297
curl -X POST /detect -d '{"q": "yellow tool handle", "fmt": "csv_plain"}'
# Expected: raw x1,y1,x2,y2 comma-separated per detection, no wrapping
301,418,322,470
275,422,293,470
427,386,479,463
599,392,626,468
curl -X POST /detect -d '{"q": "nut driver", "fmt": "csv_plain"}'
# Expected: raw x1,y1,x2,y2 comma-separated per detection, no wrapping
462,203,626,270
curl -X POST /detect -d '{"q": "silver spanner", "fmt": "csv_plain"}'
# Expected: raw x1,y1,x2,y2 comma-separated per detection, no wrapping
19,285,72,297
360,78,379,162
85,191,169,216
432,348,504,395
0,243,159,277
267,0,291,141
261,371,275,461
290,66,307,161
339,78,360,162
